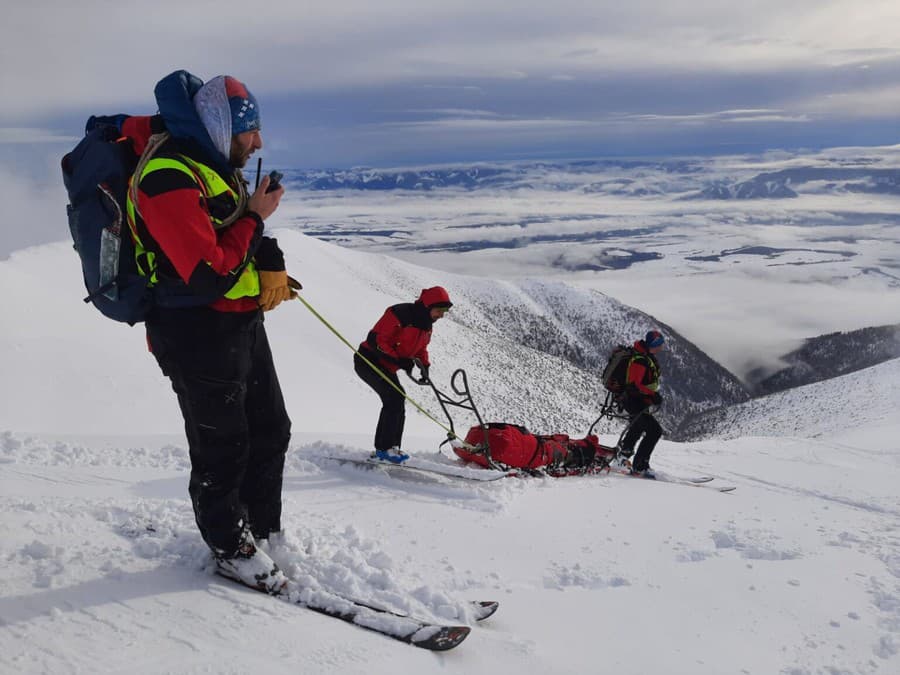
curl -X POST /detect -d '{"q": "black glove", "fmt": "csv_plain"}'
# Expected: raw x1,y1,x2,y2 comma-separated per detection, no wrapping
397,357,415,372
417,365,431,385
650,391,663,405
409,358,430,385
254,236,286,271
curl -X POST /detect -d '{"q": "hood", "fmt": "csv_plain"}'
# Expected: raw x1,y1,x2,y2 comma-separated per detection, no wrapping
418,286,452,309
153,70,232,174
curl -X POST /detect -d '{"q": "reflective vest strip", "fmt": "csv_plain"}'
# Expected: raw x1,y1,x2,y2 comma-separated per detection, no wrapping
127,156,260,300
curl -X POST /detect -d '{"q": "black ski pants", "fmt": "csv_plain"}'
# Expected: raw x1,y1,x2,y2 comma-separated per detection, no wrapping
147,307,291,557
354,352,406,452
621,404,662,472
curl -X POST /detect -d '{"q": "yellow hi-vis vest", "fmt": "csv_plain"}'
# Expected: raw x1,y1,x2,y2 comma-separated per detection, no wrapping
126,152,259,300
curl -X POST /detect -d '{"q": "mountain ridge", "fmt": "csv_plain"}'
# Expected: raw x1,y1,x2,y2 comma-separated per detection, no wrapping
3,232,893,444
0,233,746,440
676,355,900,441
746,323,900,396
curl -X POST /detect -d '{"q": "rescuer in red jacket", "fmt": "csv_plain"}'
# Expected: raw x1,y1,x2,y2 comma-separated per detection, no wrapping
354,287,453,463
618,330,665,477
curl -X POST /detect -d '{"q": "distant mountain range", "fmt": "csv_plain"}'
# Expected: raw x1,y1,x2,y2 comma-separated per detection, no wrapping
279,161,900,199
281,159,702,193
689,168,900,200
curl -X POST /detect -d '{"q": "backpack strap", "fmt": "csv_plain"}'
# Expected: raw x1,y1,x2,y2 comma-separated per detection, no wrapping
128,131,171,221
128,131,249,231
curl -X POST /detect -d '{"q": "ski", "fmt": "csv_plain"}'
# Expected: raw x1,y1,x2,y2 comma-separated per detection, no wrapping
351,598,499,623
372,454,518,482
471,600,500,621
327,455,513,483
545,461,735,492
605,464,736,492
217,573,473,650
679,475,715,484
325,453,735,491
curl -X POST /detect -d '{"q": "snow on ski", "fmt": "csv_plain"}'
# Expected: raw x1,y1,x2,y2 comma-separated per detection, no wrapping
471,600,500,621
325,451,735,491
326,454,513,482
217,572,474,650
351,598,500,623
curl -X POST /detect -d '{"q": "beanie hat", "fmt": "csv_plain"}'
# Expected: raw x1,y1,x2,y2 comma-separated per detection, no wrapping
224,76,260,135
193,75,260,160
645,330,665,349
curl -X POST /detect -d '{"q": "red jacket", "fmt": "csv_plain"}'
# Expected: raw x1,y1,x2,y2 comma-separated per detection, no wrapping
358,287,451,373
122,116,263,313
360,303,432,373
625,340,661,401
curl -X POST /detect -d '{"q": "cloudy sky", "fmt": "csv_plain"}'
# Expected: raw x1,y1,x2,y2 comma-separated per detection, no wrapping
2,0,900,254
4,0,900,169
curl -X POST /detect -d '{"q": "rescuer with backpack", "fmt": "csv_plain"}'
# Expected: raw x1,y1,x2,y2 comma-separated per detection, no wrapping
119,71,297,592
614,330,666,478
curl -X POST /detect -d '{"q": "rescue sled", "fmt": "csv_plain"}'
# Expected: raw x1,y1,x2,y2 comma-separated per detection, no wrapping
428,369,630,473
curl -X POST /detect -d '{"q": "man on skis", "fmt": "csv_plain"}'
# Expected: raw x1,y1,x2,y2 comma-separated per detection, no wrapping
354,287,452,463
124,71,298,592
616,330,666,478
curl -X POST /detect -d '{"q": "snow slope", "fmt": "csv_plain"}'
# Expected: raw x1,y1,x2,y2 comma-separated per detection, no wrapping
0,231,742,437
2,424,899,674
1,235,899,674
679,357,900,441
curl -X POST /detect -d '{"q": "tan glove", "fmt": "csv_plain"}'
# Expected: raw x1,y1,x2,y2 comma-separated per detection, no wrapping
258,271,301,312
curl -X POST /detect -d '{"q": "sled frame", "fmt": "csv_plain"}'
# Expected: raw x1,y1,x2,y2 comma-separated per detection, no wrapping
428,369,508,471
587,391,630,437
587,391,663,468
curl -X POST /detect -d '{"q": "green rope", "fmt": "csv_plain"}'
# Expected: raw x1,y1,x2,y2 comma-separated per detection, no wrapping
294,293,460,440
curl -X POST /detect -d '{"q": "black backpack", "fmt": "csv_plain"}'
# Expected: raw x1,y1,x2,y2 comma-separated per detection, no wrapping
62,117,152,325
601,345,635,393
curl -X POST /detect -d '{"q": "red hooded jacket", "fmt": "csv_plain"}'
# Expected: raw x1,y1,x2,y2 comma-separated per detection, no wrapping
359,287,452,373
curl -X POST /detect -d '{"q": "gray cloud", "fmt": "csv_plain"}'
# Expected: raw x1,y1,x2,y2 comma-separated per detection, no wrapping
5,0,900,237
6,1,900,118
0,128,79,144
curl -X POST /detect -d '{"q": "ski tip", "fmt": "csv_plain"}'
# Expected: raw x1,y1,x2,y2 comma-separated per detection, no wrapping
411,625,471,650
472,600,500,621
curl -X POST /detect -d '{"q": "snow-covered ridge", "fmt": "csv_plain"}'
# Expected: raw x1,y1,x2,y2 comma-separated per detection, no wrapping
746,323,900,396
0,231,744,438
679,356,900,441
